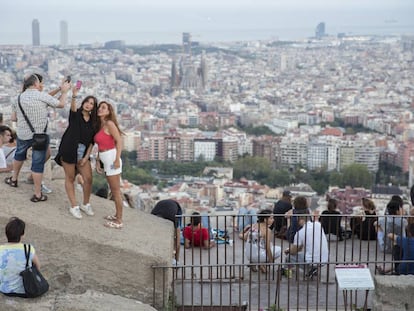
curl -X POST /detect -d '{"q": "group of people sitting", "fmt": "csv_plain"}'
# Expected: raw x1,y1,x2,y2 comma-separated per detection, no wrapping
237,192,414,277
238,194,329,278
147,194,414,278
373,196,414,275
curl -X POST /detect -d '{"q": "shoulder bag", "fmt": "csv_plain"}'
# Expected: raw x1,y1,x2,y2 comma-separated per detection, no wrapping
17,94,48,150
20,244,49,298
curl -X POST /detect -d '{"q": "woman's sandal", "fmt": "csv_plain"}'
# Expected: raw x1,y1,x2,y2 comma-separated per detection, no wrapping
30,194,48,203
104,215,117,221
104,221,123,229
4,176,18,188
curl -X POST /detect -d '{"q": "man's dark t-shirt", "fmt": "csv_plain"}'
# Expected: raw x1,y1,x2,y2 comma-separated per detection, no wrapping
273,200,292,232
151,199,183,228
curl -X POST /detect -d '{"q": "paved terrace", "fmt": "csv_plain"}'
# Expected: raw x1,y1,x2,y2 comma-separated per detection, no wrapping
154,214,400,310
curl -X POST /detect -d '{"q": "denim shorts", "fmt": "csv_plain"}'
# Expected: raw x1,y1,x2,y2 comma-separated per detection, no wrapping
14,137,49,173
77,143,86,162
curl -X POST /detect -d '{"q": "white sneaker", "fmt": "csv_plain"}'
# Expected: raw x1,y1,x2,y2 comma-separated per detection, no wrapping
80,203,94,216
41,182,52,194
69,206,82,219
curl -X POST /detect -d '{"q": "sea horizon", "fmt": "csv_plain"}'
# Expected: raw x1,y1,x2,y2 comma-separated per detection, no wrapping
1,7,414,46
1,24,414,46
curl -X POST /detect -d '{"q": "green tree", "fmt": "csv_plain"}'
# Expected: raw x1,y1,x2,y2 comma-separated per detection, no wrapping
233,156,271,180
237,124,277,136
263,169,291,187
293,168,313,184
307,168,330,195
376,162,407,186
122,167,156,185
121,150,137,166
329,171,343,187
342,164,373,188
311,179,329,195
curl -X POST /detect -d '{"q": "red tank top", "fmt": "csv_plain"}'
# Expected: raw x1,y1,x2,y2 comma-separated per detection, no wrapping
94,128,115,151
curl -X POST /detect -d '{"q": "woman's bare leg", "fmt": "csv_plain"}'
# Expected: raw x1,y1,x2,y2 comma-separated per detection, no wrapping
106,174,123,224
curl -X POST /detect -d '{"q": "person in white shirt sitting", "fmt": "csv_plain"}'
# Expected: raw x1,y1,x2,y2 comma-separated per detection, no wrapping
284,211,329,279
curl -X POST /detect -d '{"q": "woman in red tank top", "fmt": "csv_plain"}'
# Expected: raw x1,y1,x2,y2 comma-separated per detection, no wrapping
95,101,124,229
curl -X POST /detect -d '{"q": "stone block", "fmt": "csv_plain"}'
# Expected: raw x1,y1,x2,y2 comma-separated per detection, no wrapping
0,179,174,310
373,275,414,311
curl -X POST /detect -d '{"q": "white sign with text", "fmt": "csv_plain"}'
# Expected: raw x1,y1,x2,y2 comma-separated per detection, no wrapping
335,264,375,291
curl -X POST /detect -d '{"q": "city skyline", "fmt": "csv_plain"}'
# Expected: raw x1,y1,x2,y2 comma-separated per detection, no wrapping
1,1,414,45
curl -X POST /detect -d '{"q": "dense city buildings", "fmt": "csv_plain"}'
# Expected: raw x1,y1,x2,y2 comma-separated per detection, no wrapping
1,33,414,188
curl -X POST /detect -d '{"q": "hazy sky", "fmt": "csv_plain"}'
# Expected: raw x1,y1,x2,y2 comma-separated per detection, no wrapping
4,0,412,8
1,0,413,44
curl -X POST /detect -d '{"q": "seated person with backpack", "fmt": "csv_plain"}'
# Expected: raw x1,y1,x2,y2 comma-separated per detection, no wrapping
0,217,44,297
183,212,216,249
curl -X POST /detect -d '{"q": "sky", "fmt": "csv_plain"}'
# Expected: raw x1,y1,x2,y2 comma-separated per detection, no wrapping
1,0,413,45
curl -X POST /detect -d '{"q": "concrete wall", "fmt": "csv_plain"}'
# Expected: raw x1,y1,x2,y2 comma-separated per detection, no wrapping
373,275,414,311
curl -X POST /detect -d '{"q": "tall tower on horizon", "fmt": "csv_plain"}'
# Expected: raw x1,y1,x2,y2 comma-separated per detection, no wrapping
32,19,40,46
315,22,326,39
182,32,191,56
60,20,68,46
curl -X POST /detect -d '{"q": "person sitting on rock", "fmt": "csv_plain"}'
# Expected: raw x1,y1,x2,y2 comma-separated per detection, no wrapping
0,217,43,297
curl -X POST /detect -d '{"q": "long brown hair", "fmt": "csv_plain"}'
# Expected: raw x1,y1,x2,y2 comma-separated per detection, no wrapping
362,198,376,212
80,95,98,130
97,101,124,135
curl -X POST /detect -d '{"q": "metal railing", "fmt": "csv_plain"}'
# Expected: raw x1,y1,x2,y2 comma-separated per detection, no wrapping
152,213,413,310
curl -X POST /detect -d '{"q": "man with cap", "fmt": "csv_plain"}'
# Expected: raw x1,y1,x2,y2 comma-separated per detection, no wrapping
272,190,293,236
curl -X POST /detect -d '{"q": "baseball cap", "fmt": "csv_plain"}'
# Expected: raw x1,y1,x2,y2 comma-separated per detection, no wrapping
283,190,292,197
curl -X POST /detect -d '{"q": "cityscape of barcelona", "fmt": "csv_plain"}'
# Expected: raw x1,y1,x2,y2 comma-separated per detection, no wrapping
1,0,414,310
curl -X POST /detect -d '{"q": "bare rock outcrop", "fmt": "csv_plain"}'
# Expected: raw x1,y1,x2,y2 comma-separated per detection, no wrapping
0,177,173,310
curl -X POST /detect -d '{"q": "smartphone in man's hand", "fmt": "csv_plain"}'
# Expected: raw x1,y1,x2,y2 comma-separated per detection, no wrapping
65,75,71,83
76,80,82,89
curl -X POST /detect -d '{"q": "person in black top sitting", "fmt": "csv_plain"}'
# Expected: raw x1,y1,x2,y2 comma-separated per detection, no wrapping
320,198,344,241
272,190,293,238
350,198,377,241
285,196,310,243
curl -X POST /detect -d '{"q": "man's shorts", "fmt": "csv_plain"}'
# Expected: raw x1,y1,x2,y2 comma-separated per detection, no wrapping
14,137,49,173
